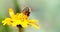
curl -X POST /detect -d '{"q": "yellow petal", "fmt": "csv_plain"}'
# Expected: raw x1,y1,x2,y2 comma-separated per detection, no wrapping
29,23,40,29
29,19,38,23
2,18,12,25
3,22,6,25
12,20,22,27
12,22,17,27
9,8,15,18
21,20,28,28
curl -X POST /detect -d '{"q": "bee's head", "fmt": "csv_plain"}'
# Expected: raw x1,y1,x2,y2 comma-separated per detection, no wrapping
22,7,31,16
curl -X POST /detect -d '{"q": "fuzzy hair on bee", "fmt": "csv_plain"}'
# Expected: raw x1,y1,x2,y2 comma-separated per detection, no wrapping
21,7,31,16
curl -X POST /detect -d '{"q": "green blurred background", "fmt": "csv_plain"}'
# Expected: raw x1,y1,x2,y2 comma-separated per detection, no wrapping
0,0,60,32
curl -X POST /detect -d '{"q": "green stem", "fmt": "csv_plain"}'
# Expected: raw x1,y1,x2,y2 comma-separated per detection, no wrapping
18,27,21,32
17,27,23,32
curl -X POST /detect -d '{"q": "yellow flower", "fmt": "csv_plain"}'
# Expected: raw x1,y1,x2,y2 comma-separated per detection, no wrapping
2,8,39,29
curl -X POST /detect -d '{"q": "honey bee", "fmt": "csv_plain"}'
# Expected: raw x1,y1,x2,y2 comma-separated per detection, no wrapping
21,7,31,16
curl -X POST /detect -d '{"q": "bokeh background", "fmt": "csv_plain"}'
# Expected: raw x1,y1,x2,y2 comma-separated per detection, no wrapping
0,0,60,32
